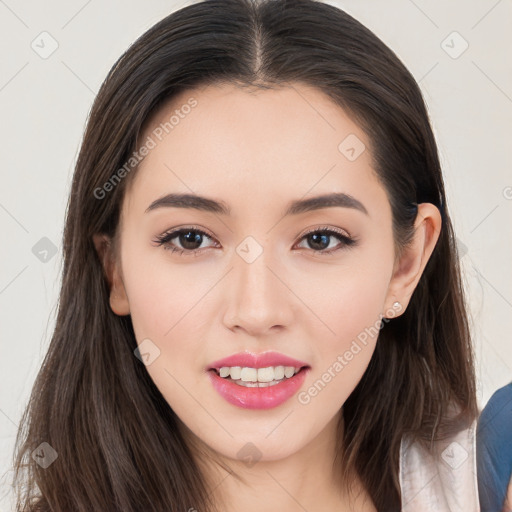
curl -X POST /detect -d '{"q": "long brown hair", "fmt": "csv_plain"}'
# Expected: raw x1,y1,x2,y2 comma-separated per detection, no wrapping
12,0,478,510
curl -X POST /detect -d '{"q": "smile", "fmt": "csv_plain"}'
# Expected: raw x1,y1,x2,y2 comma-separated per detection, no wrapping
208,366,310,409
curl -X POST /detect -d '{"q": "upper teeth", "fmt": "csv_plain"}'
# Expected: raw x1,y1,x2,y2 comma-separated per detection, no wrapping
218,366,301,382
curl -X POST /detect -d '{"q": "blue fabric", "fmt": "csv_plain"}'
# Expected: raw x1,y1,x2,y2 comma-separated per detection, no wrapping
477,382,512,512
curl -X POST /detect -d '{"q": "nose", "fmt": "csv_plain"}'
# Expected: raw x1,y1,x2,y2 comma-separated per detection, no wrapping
222,243,295,336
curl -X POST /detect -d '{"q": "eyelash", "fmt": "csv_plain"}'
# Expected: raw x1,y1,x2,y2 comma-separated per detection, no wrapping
153,225,358,257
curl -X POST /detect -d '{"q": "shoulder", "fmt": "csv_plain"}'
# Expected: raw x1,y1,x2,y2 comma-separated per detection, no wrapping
477,382,512,438
476,382,512,511
399,421,480,512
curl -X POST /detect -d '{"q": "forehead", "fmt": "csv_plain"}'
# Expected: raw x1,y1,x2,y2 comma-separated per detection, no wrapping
124,82,386,219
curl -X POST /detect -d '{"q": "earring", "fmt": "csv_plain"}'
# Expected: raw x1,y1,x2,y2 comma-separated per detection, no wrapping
383,300,402,319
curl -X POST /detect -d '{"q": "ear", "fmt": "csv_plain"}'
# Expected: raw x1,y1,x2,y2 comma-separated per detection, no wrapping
92,233,131,316
383,203,442,318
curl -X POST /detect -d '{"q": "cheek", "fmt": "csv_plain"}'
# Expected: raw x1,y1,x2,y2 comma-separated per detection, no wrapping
332,281,386,349
294,262,390,401
297,264,389,348
121,249,211,407
121,246,209,340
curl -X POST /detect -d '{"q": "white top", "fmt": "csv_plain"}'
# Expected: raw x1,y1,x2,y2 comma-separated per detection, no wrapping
399,420,480,511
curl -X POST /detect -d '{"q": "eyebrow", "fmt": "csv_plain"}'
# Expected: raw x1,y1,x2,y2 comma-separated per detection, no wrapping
145,192,369,217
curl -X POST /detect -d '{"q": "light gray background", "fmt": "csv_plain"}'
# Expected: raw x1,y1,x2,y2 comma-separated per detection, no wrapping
1,0,511,509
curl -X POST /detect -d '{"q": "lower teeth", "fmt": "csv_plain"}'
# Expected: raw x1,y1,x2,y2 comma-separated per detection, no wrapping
224,377,288,388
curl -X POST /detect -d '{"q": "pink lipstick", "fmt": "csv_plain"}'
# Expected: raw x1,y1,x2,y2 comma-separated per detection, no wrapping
206,351,310,410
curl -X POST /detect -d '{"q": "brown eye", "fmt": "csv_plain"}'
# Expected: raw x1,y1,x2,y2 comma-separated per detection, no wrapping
295,227,358,255
154,227,217,255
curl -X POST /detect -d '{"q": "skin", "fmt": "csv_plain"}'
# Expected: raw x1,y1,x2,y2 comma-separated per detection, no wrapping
94,82,441,511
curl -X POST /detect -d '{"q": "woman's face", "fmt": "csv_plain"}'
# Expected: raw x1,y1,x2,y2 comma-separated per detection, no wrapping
107,82,403,463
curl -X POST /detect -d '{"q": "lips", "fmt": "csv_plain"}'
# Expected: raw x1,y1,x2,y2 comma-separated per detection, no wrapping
207,350,310,371
208,365,311,409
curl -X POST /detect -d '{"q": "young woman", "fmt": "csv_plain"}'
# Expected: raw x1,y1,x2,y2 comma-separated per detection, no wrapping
12,0,480,510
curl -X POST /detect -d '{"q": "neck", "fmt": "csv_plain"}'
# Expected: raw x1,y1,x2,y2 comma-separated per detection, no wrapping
180,410,377,512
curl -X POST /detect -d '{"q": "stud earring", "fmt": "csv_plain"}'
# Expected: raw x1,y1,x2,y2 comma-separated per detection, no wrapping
383,300,402,319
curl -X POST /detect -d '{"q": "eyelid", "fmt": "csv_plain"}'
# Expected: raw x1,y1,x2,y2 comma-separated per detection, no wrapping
152,225,217,246
298,224,352,240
